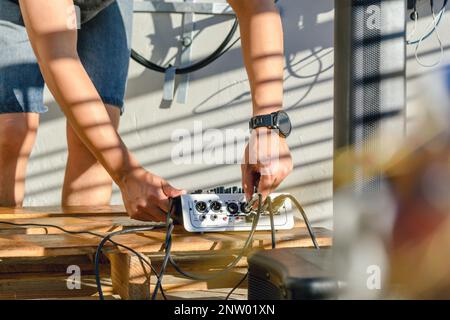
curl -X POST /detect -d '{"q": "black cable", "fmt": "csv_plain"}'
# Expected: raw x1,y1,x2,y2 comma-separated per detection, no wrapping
407,0,447,45
95,199,178,300
165,193,319,300
94,226,167,300
0,197,259,301
0,220,117,238
1,188,318,301
300,209,320,250
167,194,263,282
267,197,276,250
0,220,168,300
144,195,262,301
225,272,248,300
90,225,172,300
151,208,174,300
131,0,281,75
131,19,238,75
224,194,321,300
226,196,278,300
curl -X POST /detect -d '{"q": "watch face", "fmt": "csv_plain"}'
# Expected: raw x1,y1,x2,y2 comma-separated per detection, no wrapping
275,111,292,137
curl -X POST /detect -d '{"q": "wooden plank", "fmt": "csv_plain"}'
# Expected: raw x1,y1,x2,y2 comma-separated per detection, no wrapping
0,273,112,300
0,226,331,258
0,251,245,275
108,252,152,300
107,225,331,253
153,269,247,293
0,234,105,257
149,251,250,272
1,202,317,300
0,255,100,275
0,205,127,219
0,216,158,235
0,273,246,300
40,295,120,300
161,288,247,300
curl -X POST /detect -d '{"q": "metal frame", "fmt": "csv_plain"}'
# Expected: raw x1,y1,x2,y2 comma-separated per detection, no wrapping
134,1,234,15
133,0,235,103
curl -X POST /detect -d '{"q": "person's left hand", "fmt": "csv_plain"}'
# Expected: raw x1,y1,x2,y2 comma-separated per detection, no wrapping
241,127,293,205
119,168,186,222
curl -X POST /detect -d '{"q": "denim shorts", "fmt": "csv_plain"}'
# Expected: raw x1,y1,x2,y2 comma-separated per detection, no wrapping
0,0,133,115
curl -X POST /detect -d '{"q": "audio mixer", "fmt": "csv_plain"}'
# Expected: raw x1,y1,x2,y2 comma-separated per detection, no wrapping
173,187,295,232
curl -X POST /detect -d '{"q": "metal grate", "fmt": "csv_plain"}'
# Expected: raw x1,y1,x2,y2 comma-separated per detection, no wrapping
248,273,283,300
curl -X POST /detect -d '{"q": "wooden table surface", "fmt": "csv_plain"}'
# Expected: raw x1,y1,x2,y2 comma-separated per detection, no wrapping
0,206,332,300
0,205,332,258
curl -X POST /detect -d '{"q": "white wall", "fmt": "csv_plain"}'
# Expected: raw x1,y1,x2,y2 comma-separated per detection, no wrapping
25,0,450,230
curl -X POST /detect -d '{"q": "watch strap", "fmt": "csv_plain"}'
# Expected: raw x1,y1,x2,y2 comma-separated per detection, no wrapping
249,114,274,129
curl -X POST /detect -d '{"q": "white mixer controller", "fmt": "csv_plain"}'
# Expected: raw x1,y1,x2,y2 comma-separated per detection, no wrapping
173,188,295,232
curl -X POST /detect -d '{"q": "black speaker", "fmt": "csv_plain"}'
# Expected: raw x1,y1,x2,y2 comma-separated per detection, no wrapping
332,1,407,296
247,248,338,300
333,0,406,192
407,0,417,10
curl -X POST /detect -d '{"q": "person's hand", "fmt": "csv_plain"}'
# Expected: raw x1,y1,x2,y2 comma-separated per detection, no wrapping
118,168,186,221
241,127,293,205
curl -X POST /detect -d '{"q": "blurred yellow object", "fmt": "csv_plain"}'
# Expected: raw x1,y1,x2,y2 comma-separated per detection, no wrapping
333,71,450,298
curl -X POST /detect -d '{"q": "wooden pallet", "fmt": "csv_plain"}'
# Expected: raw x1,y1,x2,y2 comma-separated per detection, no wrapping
0,206,332,300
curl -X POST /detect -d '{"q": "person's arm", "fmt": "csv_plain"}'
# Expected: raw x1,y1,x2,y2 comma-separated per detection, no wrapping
228,0,293,203
19,0,184,220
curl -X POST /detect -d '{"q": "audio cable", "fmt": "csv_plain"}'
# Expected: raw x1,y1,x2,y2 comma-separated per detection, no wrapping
95,194,262,300
267,196,277,250
152,193,265,300
104,193,320,300
131,0,280,75
407,0,447,45
0,220,168,300
224,193,320,300
131,19,238,75
265,194,320,250
0,190,318,300
0,206,258,300
408,0,447,68
93,226,166,300
225,195,276,300
225,272,248,300
167,194,264,282
151,208,174,300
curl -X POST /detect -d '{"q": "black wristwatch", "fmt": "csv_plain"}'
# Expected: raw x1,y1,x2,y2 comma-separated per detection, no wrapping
249,110,292,138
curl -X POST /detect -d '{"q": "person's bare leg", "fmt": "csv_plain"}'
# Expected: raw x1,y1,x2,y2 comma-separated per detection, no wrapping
0,113,39,207
62,105,120,206
227,0,284,116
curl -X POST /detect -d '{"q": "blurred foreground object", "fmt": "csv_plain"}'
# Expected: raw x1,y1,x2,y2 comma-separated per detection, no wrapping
388,66,450,299
334,66,450,299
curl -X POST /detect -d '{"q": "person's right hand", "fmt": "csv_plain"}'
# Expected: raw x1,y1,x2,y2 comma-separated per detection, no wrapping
118,168,186,221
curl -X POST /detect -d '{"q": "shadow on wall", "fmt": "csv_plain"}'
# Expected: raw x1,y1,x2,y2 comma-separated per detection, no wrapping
40,0,446,123
40,0,336,122
18,0,336,213
119,0,334,114
10,0,449,227
35,0,336,159
25,1,449,187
